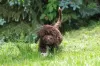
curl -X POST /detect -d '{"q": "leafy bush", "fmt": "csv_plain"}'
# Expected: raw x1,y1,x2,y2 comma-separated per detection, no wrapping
40,0,58,21
59,0,82,10
0,17,6,25
0,0,100,42
0,0,42,42
79,3,100,18
59,0,100,28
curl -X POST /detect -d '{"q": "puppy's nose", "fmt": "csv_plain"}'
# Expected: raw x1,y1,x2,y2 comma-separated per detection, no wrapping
47,37,50,40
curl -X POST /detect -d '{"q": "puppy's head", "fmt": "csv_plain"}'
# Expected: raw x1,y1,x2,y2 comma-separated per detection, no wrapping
43,35,54,45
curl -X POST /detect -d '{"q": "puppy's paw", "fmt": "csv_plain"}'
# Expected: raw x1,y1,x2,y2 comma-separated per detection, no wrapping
41,53,48,57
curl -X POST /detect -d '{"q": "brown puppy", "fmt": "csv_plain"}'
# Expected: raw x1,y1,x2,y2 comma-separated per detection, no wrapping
35,7,62,56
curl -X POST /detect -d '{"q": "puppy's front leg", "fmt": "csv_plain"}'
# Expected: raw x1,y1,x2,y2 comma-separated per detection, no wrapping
39,43,48,56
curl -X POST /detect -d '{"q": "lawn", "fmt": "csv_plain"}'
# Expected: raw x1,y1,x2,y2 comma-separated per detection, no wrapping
0,21,100,66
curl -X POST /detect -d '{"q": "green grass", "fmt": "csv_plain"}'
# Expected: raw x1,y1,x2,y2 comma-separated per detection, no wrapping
0,21,100,66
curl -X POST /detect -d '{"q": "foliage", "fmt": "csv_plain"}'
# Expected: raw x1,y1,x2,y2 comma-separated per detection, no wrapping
0,0,42,22
59,0,100,30
0,0,100,24
0,17,6,25
79,3,100,18
0,22,40,43
0,0,43,42
59,0,82,10
0,0,100,42
40,0,58,21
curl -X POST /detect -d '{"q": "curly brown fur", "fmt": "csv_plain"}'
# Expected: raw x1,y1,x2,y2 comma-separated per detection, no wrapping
35,7,62,54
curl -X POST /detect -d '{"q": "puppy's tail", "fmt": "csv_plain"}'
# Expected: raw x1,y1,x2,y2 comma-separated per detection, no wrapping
54,7,62,29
